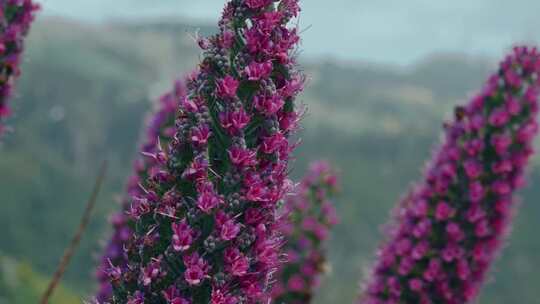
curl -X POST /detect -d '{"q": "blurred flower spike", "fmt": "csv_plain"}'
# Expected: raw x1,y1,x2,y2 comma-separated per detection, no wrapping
363,46,540,304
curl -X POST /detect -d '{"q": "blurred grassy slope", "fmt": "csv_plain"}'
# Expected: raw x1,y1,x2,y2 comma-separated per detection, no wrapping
0,254,79,304
0,17,538,303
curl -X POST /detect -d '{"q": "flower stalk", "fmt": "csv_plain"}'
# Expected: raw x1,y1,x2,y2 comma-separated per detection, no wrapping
95,80,185,302
106,0,304,303
362,46,540,304
271,161,339,304
0,0,39,135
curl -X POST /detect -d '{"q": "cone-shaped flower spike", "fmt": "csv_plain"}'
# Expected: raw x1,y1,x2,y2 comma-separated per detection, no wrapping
95,80,185,302
271,161,339,303
362,46,540,304
106,0,304,303
0,0,39,136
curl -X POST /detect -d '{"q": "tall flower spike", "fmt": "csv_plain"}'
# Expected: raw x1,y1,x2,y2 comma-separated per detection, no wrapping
271,161,339,304
0,0,39,136
95,79,186,303
361,46,540,304
108,0,304,303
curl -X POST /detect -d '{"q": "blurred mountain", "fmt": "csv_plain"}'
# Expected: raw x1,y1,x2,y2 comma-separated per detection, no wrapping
0,17,539,303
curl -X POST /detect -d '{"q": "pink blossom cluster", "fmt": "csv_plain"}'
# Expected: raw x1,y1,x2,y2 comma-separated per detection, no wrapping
0,0,39,135
94,80,185,302
362,46,540,304
271,161,339,304
105,0,304,303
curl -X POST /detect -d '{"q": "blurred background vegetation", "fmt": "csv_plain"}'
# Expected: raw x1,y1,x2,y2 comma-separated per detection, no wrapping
0,17,539,304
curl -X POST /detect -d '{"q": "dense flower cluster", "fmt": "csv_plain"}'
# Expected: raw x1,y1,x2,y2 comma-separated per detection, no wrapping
271,161,339,304
362,46,540,304
106,0,304,303
95,80,186,302
0,0,39,136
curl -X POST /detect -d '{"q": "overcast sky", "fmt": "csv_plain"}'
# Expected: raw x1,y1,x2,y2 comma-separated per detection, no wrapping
39,0,540,65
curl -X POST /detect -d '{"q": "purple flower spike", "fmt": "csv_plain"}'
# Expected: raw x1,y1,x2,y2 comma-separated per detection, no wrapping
361,46,540,304
0,0,39,136
271,161,340,304
107,0,304,303
94,79,186,303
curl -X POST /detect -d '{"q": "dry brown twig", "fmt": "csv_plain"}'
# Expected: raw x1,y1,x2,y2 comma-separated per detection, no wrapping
40,161,108,304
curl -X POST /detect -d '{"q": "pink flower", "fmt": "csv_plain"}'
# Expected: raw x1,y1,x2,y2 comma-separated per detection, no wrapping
256,12,283,32
423,259,441,282
411,241,429,260
491,180,511,195
182,155,209,180
0,105,11,118
435,201,454,221
162,286,190,304
446,222,465,242
517,120,538,142
463,159,482,179
184,266,205,286
409,278,423,292
245,0,272,9
464,138,484,156
398,257,414,275
466,205,486,223
190,124,211,146
261,133,287,154
506,95,522,115
412,199,429,217
245,27,269,54
183,253,208,286
197,186,221,213
412,219,432,238
182,95,198,113
219,30,235,49
246,184,269,202
216,75,239,98
228,146,257,168
244,208,264,225
171,220,195,252
255,238,279,266
491,133,513,155
254,94,285,116
287,275,305,292
475,219,491,237
220,218,240,241
492,159,513,174
395,238,412,256
219,109,250,134
469,181,484,203
245,60,273,80
141,258,163,286
224,248,250,277
127,291,145,304
211,288,237,304
505,68,521,87
488,108,510,126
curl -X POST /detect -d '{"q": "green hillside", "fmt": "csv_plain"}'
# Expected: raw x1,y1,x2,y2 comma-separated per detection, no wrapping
0,17,538,303
0,255,80,304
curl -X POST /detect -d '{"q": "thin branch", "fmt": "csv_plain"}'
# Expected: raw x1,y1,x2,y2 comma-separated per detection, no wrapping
40,160,108,304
